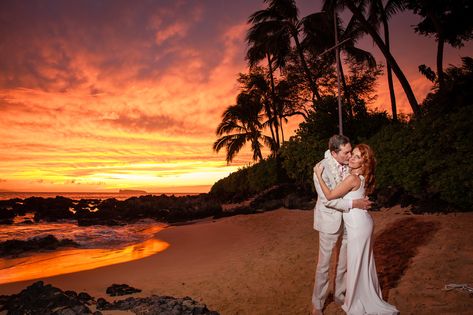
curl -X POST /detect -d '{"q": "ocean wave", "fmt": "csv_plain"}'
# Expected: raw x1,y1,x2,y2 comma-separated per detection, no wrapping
0,217,167,249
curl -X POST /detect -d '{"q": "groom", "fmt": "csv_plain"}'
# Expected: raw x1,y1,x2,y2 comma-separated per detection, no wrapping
311,135,372,315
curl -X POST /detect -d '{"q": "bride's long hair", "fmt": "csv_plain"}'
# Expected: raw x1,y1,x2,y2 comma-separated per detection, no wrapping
356,144,376,195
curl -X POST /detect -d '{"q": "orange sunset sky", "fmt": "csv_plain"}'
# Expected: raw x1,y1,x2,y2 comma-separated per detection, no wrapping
1,0,472,193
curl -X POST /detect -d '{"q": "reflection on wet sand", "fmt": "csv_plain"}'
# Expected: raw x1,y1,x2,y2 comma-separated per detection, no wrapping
0,238,169,284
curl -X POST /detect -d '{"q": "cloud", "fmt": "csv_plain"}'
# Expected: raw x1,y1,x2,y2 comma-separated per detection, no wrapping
101,109,186,134
154,22,189,44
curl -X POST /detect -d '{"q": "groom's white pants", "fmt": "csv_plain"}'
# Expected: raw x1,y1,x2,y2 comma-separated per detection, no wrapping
312,224,348,310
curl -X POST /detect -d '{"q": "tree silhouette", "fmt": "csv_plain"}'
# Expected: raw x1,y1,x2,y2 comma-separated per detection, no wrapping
248,0,322,102
406,0,473,91
367,0,408,121
213,71,279,163
246,16,291,148
324,0,421,116
306,4,376,118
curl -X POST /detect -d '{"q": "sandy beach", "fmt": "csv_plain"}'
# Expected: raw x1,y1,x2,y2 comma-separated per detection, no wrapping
1,206,472,315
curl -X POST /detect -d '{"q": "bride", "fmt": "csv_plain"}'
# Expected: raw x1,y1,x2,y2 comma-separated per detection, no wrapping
315,144,399,315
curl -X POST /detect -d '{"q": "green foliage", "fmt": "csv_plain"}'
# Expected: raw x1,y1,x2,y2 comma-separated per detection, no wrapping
368,104,473,210
280,95,391,188
209,156,284,202
280,136,325,186
369,59,473,210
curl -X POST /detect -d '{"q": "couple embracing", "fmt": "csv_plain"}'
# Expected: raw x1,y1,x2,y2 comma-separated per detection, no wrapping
311,135,399,315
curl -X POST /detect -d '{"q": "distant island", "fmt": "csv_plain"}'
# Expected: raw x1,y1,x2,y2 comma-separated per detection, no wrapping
118,189,147,194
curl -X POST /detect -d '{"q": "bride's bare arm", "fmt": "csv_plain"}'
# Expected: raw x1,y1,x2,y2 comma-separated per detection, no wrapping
315,163,359,200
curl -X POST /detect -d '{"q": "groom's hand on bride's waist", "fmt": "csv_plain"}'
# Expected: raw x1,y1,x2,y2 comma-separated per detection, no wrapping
353,197,373,210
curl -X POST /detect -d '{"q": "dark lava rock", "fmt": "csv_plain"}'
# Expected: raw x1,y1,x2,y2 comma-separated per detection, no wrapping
0,235,79,257
23,196,75,222
1,281,219,315
74,193,222,225
77,292,94,304
106,283,142,296
0,281,94,314
96,298,111,309
97,295,219,315
0,207,15,224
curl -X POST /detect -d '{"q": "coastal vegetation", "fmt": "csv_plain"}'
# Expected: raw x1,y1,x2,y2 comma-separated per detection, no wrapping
212,0,473,212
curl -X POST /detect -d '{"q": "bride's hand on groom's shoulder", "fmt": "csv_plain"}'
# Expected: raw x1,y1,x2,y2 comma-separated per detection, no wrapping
314,162,324,176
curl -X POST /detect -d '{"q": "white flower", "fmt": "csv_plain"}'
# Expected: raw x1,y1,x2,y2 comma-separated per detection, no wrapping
325,150,347,185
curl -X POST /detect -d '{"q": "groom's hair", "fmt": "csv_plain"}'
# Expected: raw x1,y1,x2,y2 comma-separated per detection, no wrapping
329,135,350,153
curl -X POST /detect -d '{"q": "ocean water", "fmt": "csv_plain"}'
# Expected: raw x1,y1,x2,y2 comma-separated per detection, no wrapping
1,214,166,248
0,192,188,284
0,217,171,284
0,191,195,250
0,191,198,248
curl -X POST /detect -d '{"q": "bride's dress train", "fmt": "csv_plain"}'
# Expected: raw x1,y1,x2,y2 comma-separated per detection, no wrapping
342,176,399,315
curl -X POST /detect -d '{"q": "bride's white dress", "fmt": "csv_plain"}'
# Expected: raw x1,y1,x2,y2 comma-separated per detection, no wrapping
342,176,399,315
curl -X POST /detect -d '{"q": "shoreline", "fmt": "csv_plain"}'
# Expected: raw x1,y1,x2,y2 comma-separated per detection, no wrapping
1,207,472,314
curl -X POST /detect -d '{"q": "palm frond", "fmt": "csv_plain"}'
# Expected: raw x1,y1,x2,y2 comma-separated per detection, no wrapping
213,134,233,152
344,12,365,41
216,119,246,136
344,45,377,68
384,0,407,19
301,12,334,53
248,9,273,24
262,135,278,153
249,136,264,161
266,0,299,21
225,135,248,163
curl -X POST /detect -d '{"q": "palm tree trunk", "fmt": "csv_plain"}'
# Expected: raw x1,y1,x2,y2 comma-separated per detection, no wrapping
427,12,445,91
436,34,445,91
291,28,321,102
266,54,279,147
346,2,421,117
273,113,280,148
279,116,285,143
386,63,397,121
379,1,397,121
338,56,353,119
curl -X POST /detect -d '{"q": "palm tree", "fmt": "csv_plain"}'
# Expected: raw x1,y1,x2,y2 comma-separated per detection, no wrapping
246,20,290,148
302,7,376,118
237,68,306,148
248,0,322,102
324,0,421,116
238,69,280,149
213,92,274,163
272,76,308,143
406,0,473,92
368,0,407,121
